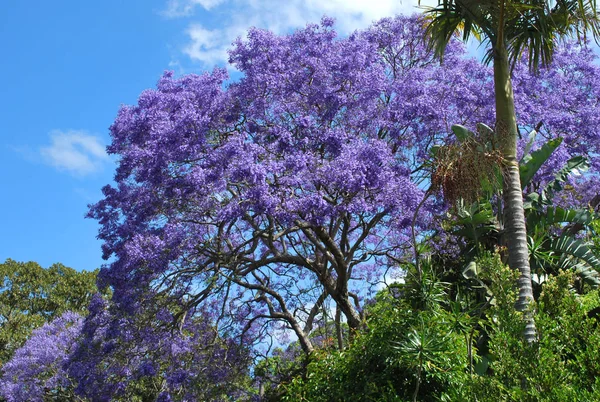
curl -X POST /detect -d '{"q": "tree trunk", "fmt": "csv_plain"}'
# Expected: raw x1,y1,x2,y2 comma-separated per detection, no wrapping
493,44,537,343
335,306,344,350
323,274,362,330
291,315,315,355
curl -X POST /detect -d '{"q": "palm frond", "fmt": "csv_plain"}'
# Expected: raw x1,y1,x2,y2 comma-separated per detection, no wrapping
419,0,495,59
422,1,600,68
506,0,600,69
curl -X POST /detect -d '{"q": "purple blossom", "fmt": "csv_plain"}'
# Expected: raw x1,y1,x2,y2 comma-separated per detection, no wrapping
0,312,83,402
1,294,249,401
88,14,600,359
66,295,250,401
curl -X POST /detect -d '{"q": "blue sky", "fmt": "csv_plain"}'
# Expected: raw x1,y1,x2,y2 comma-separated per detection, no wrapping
0,0,434,272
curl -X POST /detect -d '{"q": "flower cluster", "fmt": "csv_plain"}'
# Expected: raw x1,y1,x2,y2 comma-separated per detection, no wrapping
0,312,82,402
0,296,250,401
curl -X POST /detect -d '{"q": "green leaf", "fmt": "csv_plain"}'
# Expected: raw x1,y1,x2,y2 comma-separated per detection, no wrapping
451,124,473,143
456,200,495,226
476,123,494,137
547,155,590,189
549,236,600,287
566,261,600,288
520,138,563,189
550,236,600,268
474,355,490,376
523,192,540,210
527,207,596,231
538,156,590,205
429,145,441,157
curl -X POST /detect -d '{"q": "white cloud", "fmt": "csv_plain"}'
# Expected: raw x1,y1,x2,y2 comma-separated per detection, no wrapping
40,130,110,176
162,0,227,17
172,0,437,68
183,25,233,67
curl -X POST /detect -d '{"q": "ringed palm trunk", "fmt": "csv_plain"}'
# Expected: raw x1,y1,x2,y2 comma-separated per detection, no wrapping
493,44,537,343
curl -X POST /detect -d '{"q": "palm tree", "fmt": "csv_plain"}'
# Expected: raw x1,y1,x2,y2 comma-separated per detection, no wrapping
419,0,600,343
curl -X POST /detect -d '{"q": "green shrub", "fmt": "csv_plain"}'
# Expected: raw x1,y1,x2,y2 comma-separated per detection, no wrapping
474,258,600,402
279,253,600,401
282,269,471,402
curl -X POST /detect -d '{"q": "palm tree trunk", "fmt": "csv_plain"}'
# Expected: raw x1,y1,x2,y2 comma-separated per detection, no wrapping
493,44,537,344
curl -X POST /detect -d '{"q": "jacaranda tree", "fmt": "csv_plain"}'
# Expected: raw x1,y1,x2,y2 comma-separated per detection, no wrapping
0,259,100,365
66,295,251,401
88,15,600,357
0,312,82,402
0,295,251,402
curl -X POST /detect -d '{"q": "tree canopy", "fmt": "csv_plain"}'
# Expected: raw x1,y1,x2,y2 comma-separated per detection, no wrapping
88,14,600,356
0,259,99,364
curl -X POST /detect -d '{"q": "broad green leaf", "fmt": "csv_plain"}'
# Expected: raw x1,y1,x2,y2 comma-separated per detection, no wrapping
523,192,540,210
474,355,490,376
539,156,590,205
528,207,596,231
451,124,473,143
456,200,495,225
457,210,495,226
547,156,590,189
549,236,600,284
520,138,563,189
568,262,600,288
476,123,494,137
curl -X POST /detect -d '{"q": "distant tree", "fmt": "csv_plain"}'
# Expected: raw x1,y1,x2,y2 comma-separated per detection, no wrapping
67,295,251,401
0,259,99,364
0,296,251,402
0,312,82,402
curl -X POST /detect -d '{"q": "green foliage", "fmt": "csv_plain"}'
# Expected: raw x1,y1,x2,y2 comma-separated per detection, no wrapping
519,138,563,189
0,259,100,365
281,266,471,402
548,235,600,287
593,219,600,253
451,199,498,260
524,155,590,210
519,151,599,286
445,147,600,289
473,260,600,401
274,251,600,401
253,348,307,401
526,207,595,234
